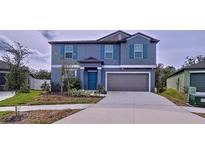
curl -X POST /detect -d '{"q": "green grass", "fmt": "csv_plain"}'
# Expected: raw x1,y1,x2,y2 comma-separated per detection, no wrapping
0,111,13,118
160,88,188,106
0,90,44,107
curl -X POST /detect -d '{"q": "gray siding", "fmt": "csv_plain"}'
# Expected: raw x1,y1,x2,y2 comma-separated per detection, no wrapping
51,67,61,83
51,44,120,66
121,35,156,65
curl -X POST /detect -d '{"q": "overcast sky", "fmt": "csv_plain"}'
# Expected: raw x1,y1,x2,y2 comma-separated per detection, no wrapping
0,30,205,70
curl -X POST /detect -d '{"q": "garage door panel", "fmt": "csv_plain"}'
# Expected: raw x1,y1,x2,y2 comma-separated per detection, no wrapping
190,73,205,92
107,73,149,91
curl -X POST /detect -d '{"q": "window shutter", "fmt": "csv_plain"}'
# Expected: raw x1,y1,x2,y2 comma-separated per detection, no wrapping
60,45,65,59
143,44,148,59
113,45,117,60
129,44,134,59
73,45,78,59
100,45,104,59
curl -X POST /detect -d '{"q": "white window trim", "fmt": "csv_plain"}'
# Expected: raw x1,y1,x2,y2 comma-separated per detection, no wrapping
104,45,113,59
134,44,143,59
105,71,151,92
65,45,73,59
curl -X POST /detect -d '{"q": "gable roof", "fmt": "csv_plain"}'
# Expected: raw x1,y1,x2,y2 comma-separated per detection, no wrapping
127,32,160,43
0,60,10,70
97,30,131,42
168,61,205,78
48,30,160,44
78,57,104,64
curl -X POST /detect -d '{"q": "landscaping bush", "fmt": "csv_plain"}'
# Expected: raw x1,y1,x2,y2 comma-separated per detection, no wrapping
41,81,50,91
97,84,106,94
51,81,61,92
64,77,81,91
69,89,91,97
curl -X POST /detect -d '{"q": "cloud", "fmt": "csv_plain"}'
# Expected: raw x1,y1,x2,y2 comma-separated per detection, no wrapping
39,30,58,40
0,35,17,49
0,34,50,69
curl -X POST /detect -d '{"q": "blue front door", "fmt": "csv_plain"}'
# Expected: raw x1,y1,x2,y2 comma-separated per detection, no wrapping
88,72,97,90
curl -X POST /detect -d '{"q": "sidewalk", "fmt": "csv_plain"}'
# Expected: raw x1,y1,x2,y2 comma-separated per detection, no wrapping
182,106,205,113
0,104,93,112
0,91,15,101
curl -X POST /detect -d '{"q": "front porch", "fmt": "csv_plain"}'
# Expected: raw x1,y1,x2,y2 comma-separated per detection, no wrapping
78,57,103,90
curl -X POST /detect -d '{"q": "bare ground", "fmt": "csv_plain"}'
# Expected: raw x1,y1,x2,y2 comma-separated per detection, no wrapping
0,109,81,124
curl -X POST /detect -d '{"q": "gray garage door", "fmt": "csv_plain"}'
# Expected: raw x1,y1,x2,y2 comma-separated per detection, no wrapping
107,73,149,91
190,73,205,92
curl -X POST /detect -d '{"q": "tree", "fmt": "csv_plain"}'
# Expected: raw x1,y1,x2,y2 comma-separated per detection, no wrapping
0,41,32,92
30,69,51,79
155,63,176,93
183,55,205,67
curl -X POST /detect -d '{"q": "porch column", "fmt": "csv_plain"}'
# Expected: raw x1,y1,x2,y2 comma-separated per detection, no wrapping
80,67,84,89
97,67,102,86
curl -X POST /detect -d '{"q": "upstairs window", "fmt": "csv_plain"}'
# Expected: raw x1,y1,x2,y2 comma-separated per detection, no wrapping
65,45,73,59
104,45,113,59
134,44,143,59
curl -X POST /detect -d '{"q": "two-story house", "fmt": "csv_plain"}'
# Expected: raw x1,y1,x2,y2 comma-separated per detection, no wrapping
49,30,159,92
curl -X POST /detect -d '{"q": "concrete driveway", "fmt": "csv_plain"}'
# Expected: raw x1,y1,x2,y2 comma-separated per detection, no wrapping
55,92,205,124
0,91,15,101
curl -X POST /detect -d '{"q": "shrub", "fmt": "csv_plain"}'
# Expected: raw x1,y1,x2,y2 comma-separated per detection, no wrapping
51,81,61,92
69,89,91,97
64,77,81,91
41,81,50,91
97,84,106,94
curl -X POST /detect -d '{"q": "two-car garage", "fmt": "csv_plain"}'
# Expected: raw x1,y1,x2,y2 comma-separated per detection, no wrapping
106,72,151,92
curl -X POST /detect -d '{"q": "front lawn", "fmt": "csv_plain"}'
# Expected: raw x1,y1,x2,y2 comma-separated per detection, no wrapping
0,109,81,124
160,88,188,106
0,91,103,107
0,90,44,106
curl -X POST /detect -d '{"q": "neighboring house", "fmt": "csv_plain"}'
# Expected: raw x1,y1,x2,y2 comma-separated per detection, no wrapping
167,61,205,92
0,60,49,91
0,60,10,90
49,30,160,92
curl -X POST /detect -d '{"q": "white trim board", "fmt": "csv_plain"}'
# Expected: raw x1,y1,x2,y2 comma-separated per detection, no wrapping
105,71,151,92
190,70,205,73
0,71,9,73
52,64,157,69
52,65,80,68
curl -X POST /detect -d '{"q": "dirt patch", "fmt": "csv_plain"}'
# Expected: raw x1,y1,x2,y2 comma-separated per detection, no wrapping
0,109,81,124
192,112,205,119
30,94,102,105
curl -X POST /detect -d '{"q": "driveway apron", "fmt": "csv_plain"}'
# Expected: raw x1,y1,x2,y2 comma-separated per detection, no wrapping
55,92,205,124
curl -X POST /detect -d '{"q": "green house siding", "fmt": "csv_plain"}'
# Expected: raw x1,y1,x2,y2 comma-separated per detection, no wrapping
184,70,190,88
167,71,185,92
167,70,205,92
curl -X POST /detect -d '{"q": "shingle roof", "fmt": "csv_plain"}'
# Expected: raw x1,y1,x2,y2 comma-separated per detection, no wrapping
0,60,10,70
48,40,125,44
48,30,160,44
78,57,104,64
97,30,131,41
168,61,205,78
